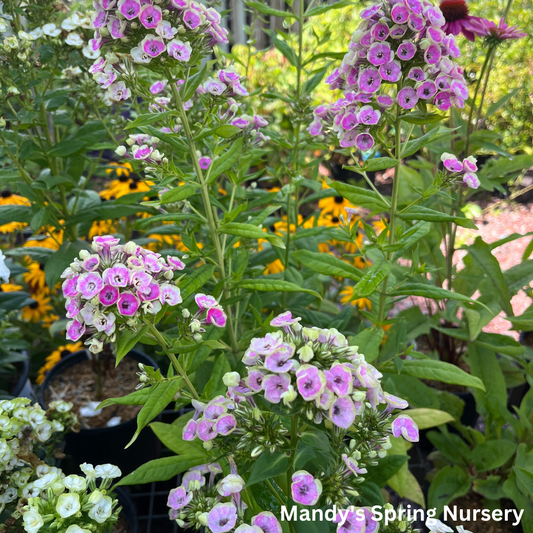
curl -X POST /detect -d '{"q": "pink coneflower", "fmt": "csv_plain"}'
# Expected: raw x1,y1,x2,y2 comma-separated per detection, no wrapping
468,17,527,41
440,0,487,41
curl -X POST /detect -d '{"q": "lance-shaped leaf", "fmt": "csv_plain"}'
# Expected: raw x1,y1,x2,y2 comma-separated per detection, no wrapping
207,138,244,183
115,325,149,365
236,279,321,299
468,237,513,316
398,206,477,229
390,283,486,308
351,261,391,300
219,222,285,248
114,455,205,487
125,111,175,130
346,157,397,174
292,249,362,281
160,184,196,204
331,181,390,211
179,264,215,301
246,451,292,486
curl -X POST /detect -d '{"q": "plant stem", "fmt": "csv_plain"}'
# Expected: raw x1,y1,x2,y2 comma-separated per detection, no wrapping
167,70,239,355
145,320,200,401
377,116,402,323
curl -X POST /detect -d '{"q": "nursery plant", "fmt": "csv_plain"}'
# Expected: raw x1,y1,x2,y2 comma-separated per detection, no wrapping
0,0,532,531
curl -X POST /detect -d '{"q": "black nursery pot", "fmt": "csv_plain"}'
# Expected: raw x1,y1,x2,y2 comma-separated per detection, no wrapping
39,349,160,477
115,487,139,533
10,358,34,399
456,390,478,427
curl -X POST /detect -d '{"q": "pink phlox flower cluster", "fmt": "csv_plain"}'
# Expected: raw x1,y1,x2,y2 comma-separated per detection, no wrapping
309,0,469,151
63,236,224,354
167,462,282,533
182,396,239,444
202,68,249,98
241,311,414,432
440,152,480,188
89,0,228,101
115,133,165,164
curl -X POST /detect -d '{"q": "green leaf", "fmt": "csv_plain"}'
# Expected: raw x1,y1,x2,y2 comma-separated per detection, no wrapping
215,125,241,138
365,455,409,487
0,291,34,311
236,279,321,299
246,451,292,486
402,408,454,429
182,62,209,102
402,127,449,158
390,283,483,307
428,465,471,516
486,88,521,118
160,184,196,204
114,455,205,487
65,204,154,227
400,111,445,125
386,359,485,390
116,325,149,365
44,240,91,289
292,250,362,281
514,467,533,499
398,206,477,229
127,379,182,448
504,260,533,294
359,157,398,172
305,0,353,17
350,327,384,363
468,237,513,316
427,431,471,466
268,32,298,67
150,420,207,456
207,138,244,183
97,387,152,410
351,261,391,299
472,440,516,472
125,111,174,130
302,67,328,97
393,221,431,259
219,222,285,248
331,181,389,211
294,441,316,470
47,138,86,157
179,264,216,301
473,476,506,500
300,429,331,452
0,205,32,225
30,207,49,233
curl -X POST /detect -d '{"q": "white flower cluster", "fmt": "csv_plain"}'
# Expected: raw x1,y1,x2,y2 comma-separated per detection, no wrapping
0,12,98,60
21,463,122,533
0,398,77,514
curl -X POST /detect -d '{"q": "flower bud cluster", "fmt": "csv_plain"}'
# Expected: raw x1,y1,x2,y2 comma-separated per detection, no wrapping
62,235,225,354
0,398,77,515
88,0,228,101
167,461,283,533
440,153,480,189
309,0,469,151
241,311,418,434
19,462,121,533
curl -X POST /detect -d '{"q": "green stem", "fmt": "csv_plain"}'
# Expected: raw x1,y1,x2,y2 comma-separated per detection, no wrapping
145,320,200,401
377,115,402,323
475,50,496,126
167,70,239,355
465,46,495,156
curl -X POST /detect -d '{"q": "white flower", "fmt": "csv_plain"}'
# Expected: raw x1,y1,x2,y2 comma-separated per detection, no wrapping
115,145,127,156
63,474,87,492
66,526,91,533
426,519,453,533
130,45,151,64
82,45,100,59
65,32,84,47
62,66,82,78
33,472,59,491
23,509,44,533
30,28,44,39
34,422,53,442
49,400,73,413
0,250,10,283
62,17,80,31
42,23,61,37
18,31,34,41
217,474,245,496
56,492,81,518
88,491,113,523
80,462,96,480
95,464,122,479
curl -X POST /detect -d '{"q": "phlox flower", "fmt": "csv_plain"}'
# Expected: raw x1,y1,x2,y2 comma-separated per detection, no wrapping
207,503,237,533
291,470,322,505
391,414,419,442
